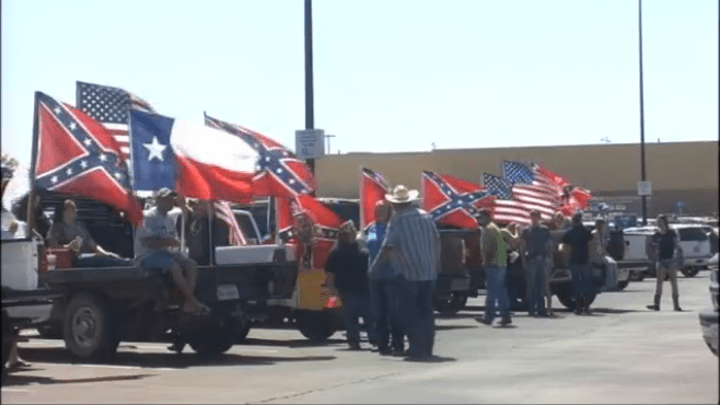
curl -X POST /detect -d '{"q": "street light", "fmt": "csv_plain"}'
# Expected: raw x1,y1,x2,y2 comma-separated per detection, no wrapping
325,134,336,154
638,0,648,226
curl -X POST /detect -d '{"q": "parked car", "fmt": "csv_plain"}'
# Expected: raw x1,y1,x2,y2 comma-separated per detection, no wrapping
623,224,713,278
698,267,719,356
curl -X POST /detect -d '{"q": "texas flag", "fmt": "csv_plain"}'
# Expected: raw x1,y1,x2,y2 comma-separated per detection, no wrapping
129,109,256,203
360,167,390,231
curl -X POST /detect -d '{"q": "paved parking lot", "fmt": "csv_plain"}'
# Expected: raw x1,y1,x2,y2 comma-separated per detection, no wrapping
3,272,718,404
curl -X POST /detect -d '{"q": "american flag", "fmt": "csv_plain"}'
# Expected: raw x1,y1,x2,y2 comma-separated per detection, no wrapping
213,200,247,246
482,173,513,200
483,161,565,226
76,81,155,162
204,113,317,198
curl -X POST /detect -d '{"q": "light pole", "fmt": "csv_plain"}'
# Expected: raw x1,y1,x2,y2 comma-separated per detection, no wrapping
638,0,648,226
304,0,316,174
325,134,336,154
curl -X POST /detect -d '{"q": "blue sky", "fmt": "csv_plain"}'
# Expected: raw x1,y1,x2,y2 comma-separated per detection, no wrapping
2,0,718,167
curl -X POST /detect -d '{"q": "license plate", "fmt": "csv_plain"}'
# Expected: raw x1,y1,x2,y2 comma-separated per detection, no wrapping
217,284,240,301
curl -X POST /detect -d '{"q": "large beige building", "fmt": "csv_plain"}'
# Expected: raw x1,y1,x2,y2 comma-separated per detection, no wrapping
314,141,719,216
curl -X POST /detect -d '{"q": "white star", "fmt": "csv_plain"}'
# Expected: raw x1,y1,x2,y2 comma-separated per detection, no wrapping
276,168,283,174
69,122,77,130
66,168,73,176
84,138,92,146
114,172,122,179
51,175,58,184
80,160,88,169
54,107,61,114
265,156,271,162
142,136,167,162
289,179,295,184
99,154,107,162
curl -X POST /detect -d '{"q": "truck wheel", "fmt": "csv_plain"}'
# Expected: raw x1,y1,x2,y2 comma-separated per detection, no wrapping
234,321,251,343
434,293,468,314
554,283,596,310
189,323,235,356
616,280,629,291
63,293,119,362
296,311,337,342
681,267,699,278
629,271,645,282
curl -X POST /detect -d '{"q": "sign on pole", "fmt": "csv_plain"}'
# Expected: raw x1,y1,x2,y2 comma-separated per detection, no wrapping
295,129,325,160
637,180,652,196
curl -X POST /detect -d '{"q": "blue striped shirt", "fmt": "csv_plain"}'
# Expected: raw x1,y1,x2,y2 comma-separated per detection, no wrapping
377,205,440,281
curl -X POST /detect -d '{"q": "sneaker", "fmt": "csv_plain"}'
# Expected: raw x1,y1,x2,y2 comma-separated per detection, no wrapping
391,349,406,357
476,316,493,326
583,308,592,315
348,342,362,350
499,318,512,327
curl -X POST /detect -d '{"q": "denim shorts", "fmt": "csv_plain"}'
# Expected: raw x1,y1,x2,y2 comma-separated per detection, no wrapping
140,251,175,272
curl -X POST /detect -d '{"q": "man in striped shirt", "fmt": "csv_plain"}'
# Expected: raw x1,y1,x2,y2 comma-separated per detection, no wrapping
369,185,441,361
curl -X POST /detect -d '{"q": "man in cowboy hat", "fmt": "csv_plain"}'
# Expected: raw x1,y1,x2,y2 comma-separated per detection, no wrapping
370,185,441,361
325,220,376,350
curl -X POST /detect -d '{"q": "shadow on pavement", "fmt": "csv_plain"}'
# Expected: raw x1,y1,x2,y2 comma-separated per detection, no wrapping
5,373,155,387
435,313,482,320
18,347,336,369
242,337,347,348
404,355,456,363
435,325,478,331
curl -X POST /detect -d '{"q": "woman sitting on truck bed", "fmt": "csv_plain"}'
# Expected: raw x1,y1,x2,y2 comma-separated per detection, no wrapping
46,199,132,268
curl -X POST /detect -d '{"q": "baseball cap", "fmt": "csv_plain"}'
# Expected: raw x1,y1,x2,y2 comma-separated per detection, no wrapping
155,187,177,198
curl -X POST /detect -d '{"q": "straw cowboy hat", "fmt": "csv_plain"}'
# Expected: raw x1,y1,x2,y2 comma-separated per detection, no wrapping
385,185,419,204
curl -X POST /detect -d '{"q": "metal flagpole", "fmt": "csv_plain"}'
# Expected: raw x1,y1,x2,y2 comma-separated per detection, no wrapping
638,0,648,226
304,0,316,174
26,92,41,234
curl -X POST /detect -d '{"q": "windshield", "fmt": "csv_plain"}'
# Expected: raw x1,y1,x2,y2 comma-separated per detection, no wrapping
677,228,709,242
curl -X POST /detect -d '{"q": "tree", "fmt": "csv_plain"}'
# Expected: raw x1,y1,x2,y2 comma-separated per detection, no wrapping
1,153,19,172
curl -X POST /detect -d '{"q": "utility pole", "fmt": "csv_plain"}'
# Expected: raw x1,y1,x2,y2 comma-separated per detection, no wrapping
304,0,315,174
325,134,336,154
638,0,648,226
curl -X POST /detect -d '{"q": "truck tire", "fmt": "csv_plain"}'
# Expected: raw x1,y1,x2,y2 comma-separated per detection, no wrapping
234,321,251,343
189,322,235,356
629,271,645,282
681,267,699,278
555,284,596,311
616,280,629,291
434,292,469,314
63,293,119,362
296,311,336,342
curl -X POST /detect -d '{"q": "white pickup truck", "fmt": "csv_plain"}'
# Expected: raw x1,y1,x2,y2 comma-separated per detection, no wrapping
2,236,63,384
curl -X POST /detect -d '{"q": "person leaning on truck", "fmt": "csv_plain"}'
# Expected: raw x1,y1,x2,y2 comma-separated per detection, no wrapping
46,199,131,268
135,188,209,316
646,214,683,312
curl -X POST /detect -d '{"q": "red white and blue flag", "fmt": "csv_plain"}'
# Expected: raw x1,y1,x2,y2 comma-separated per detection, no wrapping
360,167,390,231
204,114,317,198
422,171,495,229
76,81,155,162
33,92,143,224
129,109,257,203
275,195,343,270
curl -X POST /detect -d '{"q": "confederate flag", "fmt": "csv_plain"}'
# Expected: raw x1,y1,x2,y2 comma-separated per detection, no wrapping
33,92,143,224
421,170,495,229
360,167,390,231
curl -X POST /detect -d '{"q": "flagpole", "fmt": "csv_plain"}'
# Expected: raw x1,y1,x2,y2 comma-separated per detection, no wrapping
638,0,648,226
26,92,41,233
304,0,316,174
359,166,364,231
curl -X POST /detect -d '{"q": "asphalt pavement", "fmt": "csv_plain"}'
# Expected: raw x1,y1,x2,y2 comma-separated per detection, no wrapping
3,271,718,404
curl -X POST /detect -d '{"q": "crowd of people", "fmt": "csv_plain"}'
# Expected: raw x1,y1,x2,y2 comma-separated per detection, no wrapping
2,159,688,365
316,184,687,361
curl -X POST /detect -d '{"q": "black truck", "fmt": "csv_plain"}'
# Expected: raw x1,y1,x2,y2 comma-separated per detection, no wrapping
31,193,298,361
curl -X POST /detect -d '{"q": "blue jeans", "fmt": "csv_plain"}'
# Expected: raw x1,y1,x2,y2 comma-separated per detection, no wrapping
570,264,594,306
341,292,376,345
75,253,133,268
370,278,405,352
526,258,547,315
398,278,435,357
485,266,511,321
